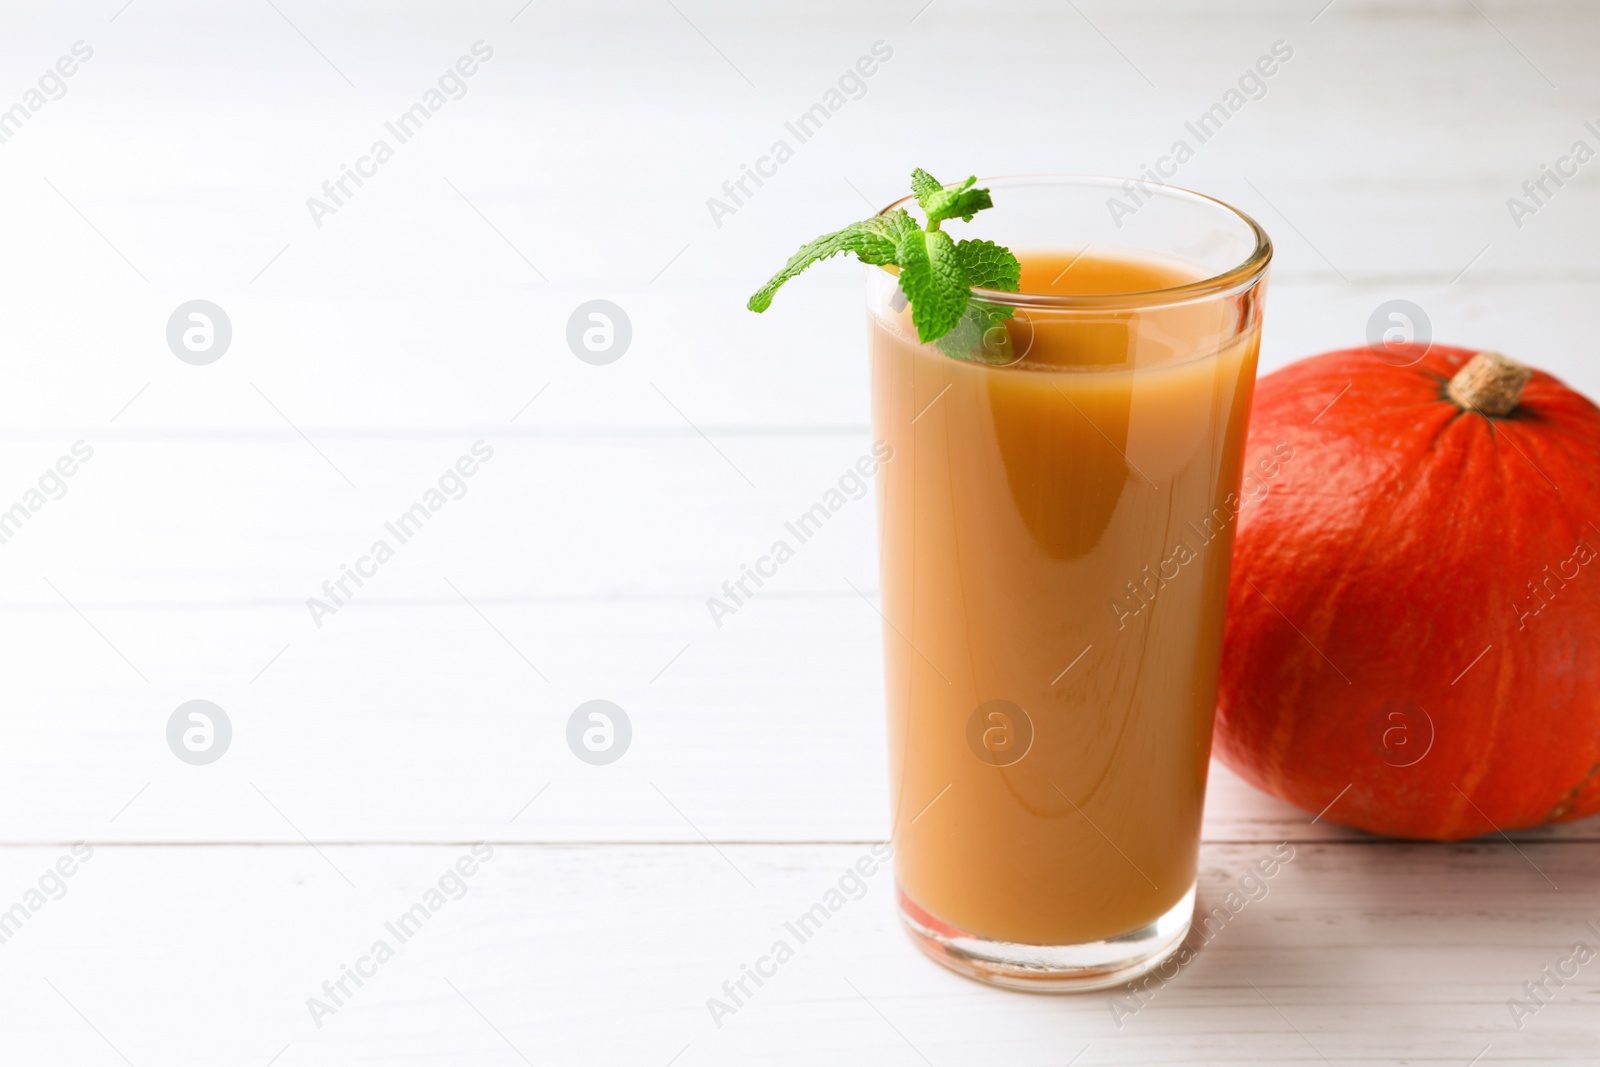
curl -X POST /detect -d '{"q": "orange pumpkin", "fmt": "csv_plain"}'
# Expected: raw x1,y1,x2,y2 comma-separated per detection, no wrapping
1216,344,1600,840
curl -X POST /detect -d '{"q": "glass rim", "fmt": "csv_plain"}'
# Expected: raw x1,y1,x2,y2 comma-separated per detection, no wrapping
875,174,1273,310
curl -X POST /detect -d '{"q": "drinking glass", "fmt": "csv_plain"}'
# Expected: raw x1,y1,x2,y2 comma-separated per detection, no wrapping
866,176,1271,990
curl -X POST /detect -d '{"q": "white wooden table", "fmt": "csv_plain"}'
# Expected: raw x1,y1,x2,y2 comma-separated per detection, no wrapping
1,0,1597,1062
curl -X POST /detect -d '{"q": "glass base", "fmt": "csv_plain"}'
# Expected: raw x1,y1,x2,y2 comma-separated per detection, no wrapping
897,881,1196,993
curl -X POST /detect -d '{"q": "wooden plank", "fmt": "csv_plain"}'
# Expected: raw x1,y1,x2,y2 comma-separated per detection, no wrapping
0,840,1594,1064
1,593,1593,844
0,278,1589,433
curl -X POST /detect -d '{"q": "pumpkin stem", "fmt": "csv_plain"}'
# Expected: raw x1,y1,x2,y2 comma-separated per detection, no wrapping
1446,351,1532,416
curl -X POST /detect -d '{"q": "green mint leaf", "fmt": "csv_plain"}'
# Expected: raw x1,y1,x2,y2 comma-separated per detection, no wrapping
912,171,995,228
956,239,1021,291
910,170,973,222
864,208,920,251
747,169,1018,348
931,185,993,225
935,299,1017,364
746,209,917,313
896,228,969,343
909,168,944,205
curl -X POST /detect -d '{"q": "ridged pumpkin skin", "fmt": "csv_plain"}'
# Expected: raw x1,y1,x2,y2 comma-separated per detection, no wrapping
1216,344,1600,840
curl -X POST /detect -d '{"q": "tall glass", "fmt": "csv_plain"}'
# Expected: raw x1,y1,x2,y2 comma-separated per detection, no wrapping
867,176,1271,990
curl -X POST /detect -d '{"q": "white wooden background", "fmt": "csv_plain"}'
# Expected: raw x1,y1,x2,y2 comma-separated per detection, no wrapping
1,0,1598,1062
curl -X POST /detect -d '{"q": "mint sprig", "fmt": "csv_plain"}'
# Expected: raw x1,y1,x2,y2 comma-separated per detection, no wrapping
746,168,1021,354
745,209,916,314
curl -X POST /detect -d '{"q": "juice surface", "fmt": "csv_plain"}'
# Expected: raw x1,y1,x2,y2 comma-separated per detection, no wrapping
870,249,1262,944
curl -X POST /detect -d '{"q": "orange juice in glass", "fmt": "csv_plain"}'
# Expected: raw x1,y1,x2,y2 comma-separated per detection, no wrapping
867,177,1271,989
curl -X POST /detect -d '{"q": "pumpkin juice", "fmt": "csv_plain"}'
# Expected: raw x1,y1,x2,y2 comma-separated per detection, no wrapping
869,249,1262,946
